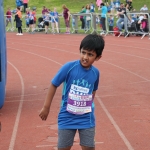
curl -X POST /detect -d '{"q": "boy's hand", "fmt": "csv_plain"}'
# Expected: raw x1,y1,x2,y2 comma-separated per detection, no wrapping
39,107,50,121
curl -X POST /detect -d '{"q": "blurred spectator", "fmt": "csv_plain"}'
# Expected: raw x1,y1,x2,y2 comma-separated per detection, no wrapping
96,0,102,7
50,8,59,33
114,0,120,10
42,6,48,17
125,3,131,21
85,4,91,31
23,0,29,13
32,8,37,30
116,3,126,31
106,3,112,13
137,14,148,32
25,8,30,29
140,5,148,11
110,0,115,14
131,9,137,22
16,0,23,11
79,6,86,29
62,4,71,34
100,3,107,34
43,12,50,34
141,14,149,32
14,7,23,35
28,10,35,33
108,15,114,32
126,0,133,11
90,2,95,12
6,7,12,27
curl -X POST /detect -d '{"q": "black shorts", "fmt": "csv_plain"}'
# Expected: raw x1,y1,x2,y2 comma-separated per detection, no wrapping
29,20,34,25
44,21,49,26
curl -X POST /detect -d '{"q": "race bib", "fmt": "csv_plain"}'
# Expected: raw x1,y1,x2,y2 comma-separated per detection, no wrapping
67,93,93,115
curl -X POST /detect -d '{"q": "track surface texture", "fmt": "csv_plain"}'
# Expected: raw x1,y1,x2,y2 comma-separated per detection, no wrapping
0,33,150,150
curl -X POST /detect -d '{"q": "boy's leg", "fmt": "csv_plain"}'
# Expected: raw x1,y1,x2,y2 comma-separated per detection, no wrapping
79,127,95,150
58,129,76,150
81,147,95,150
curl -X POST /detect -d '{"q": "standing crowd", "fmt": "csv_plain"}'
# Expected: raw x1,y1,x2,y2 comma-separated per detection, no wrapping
5,0,149,35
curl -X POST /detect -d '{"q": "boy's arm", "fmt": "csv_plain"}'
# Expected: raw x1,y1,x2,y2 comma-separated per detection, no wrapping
39,83,57,121
92,91,96,99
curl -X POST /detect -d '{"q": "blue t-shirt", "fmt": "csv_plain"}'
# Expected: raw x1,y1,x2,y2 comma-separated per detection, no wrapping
101,6,107,18
108,18,114,26
52,60,100,129
50,11,59,22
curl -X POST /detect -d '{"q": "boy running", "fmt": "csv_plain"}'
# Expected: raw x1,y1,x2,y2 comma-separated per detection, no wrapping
39,34,105,150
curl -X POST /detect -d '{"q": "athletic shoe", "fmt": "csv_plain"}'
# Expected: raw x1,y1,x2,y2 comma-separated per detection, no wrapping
19,33,23,35
65,32,70,34
16,33,20,35
100,31,105,35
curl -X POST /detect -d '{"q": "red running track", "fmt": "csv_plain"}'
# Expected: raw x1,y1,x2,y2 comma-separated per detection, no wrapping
0,33,150,150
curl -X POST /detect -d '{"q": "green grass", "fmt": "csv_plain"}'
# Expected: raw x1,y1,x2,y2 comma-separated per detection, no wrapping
3,0,150,14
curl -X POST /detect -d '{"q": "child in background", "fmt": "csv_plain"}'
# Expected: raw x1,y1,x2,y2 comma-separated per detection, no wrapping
28,10,34,33
50,8,59,34
72,16,75,28
43,12,50,34
39,34,105,150
90,2,95,12
108,15,114,33
25,8,30,30
32,7,37,31
6,7,12,27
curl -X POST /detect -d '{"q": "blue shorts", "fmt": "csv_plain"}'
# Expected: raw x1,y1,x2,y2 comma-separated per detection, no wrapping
52,18,58,23
58,127,95,148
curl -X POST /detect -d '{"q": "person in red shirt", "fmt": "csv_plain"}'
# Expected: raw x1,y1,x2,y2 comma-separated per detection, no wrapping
42,6,48,18
62,4,71,34
6,7,12,27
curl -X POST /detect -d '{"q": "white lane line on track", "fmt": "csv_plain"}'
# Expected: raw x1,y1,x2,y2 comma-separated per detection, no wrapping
8,47,150,82
7,35,150,45
36,142,104,148
8,47,135,150
100,60,150,81
7,41,150,60
7,39,150,52
96,95,134,150
8,61,25,150
105,50,150,61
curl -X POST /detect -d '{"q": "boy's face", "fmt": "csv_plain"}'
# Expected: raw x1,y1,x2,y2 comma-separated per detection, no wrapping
80,49,101,69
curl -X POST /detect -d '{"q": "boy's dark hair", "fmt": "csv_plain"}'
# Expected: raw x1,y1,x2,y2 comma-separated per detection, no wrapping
79,34,105,57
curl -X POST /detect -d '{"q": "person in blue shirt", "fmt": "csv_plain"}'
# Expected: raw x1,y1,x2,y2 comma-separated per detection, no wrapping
100,3,108,34
90,2,95,12
16,0,23,12
39,34,105,150
50,8,59,33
